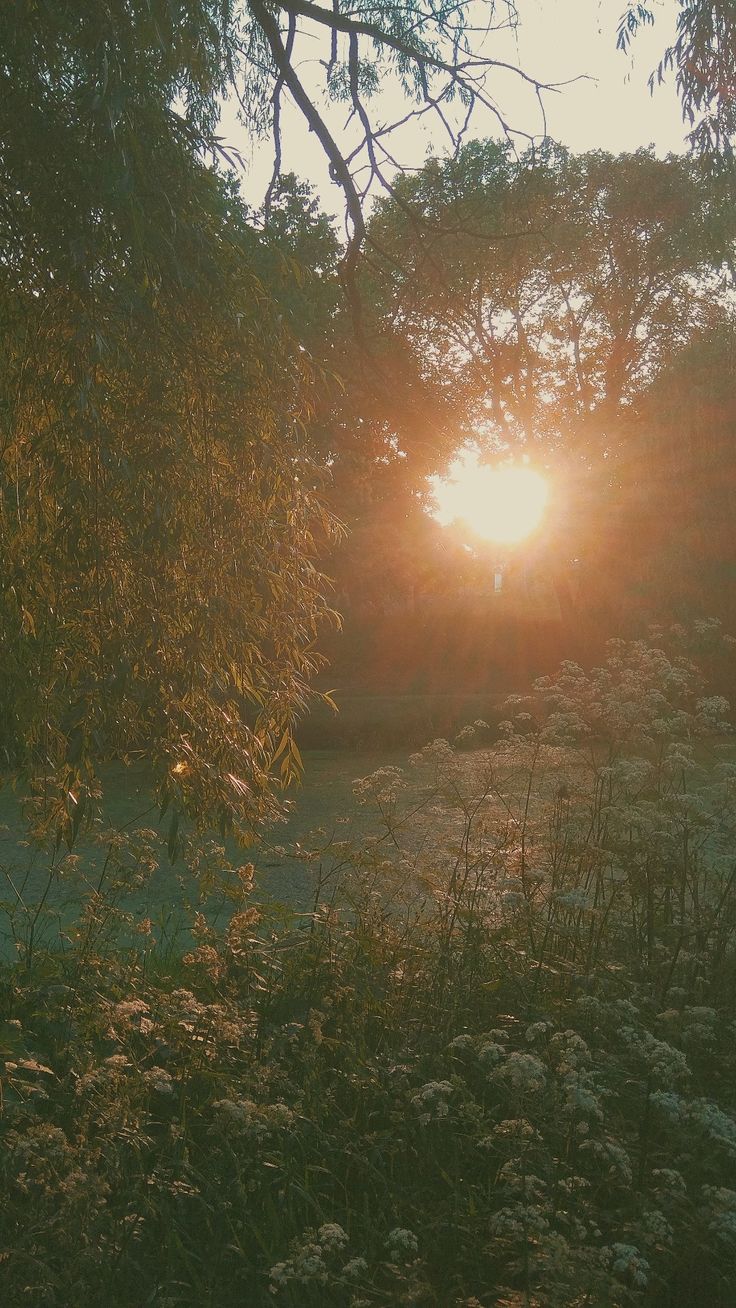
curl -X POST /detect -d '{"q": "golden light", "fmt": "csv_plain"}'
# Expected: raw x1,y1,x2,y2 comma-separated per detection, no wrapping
431,451,549,544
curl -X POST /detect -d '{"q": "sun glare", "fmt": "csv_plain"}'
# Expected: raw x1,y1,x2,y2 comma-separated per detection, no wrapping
431,451,549,545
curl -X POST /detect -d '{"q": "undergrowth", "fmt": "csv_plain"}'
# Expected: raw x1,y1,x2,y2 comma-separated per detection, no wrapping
2,626,736,1306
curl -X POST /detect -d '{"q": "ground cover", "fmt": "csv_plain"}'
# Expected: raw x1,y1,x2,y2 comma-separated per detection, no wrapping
3,635,736,1306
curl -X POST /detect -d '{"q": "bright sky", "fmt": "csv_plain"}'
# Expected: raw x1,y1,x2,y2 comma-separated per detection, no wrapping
221,0,685,217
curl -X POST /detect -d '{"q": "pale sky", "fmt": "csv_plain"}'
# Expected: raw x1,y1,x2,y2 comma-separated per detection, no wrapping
219,0,686,220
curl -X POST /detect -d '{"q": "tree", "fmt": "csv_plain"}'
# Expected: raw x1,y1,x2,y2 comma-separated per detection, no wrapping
619,1,736,161
0,3,344,847
368,142,732,453
365,143,732,612
608,320,736,631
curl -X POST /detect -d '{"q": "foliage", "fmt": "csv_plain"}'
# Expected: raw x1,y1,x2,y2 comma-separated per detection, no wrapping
362,141,736,661
590,320,736,637
367,141,733,461
618,1,736,161
0,4,345,843
2,631,736,1305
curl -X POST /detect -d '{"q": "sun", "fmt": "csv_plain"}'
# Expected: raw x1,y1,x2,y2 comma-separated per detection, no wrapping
431,451,548,545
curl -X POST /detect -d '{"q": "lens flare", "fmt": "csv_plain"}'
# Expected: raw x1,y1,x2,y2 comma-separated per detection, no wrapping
431,452,548,544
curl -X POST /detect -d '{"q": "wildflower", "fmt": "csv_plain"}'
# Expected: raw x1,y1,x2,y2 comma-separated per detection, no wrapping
386,1228,419,1257
553,888,592,912
142,1067,174,1095
317,1223,349,1252
641,1208,673,1247
525,1021,553,1045
211,1098,295,1139
269,1262,289,1288
111,998,150,1025
411,1080,454,1124
621,1027,690,1087
104,1053,129,1069
581,1135,633,1185
448,1034,474,1054
181,943,223,981
490,1203,550,1240
652,1167,686,1193
225,908,261,956
496,1052,547,1096
491,1119,539,1141
703,1187,736,1245
342,1257,368,1278
609,1243,650,1289
478,1041,506,1069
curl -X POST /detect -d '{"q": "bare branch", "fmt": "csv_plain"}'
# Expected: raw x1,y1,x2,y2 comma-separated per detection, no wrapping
249,0,367,338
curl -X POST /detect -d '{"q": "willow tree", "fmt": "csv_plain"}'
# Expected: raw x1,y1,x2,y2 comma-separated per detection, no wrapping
0,3,337,846
0,0,546,845
619,0,736,161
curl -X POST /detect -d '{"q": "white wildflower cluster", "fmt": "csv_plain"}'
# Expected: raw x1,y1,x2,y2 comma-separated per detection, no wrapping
75,1053,131,1094
557,1175,591,1197
640,1207,674,1248
6,1123,100,1201
352,766,407,806
142,1066,174,1095
211,1097,295,1140
525,1021,553,1045
490,1202,550,1241
689,1098,736,1155
269,1224,354,1293
501,889,526,910
411,1080,454,1124
455,720,490,745
317,1223,350,1252
447,1034,474,1055
479,1118,539,1149
385,1228,419,1258
608,1242,650,1289
696,695,731,731
163,989,254,1052
680,1005,718,1049
650,1091,736,1155
650,1090,686,1122
342,1257,369,1278
579,1138,633,1186
495,1052,547,1097
539,711,590,744
703,1187,736,1246
478,1040,506,1069
545,1029,602,1121
652,1167,687,1194
497,1162,547,1201
104,997,154,1038
9,1123,70,1166
621,1027,690,1087
408,738,459,777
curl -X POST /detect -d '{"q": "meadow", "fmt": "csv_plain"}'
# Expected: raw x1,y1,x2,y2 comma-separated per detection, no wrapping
4,635,736,1307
